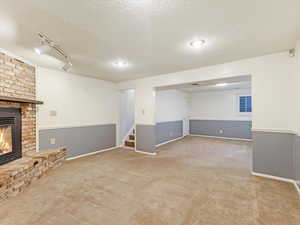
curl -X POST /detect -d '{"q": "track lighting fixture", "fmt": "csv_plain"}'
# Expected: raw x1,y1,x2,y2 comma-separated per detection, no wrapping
289,49,295,57
34,33,73,72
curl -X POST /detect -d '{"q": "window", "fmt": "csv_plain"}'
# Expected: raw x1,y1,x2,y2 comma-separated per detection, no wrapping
239,96,252,113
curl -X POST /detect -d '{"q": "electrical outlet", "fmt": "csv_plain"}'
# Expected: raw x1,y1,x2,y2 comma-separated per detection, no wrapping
50,138,56,145
219,129,224,134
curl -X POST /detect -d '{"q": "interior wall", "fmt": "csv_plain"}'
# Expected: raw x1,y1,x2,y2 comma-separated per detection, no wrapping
119,89,135,144
37,67,118,128
134,86,156,153
189,88,251,121
37,67,119,158
294,40,300,188
155,88,253,142
135,85,156,125
188,88,252,139
155,90,188,145
155,90,188,123
294,136,300,188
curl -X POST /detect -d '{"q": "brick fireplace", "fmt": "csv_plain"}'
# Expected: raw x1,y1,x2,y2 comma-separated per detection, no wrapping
0,51,65,202
0,52,37,160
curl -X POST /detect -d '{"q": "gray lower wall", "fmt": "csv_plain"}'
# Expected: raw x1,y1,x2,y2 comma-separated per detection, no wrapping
39,124,116,158
156,120,183,145
136,124,156,153
294,135,300,186
253,131,294,179
189,120,252,140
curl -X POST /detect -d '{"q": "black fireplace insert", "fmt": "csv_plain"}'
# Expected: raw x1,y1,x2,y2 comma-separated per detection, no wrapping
0,107,21,165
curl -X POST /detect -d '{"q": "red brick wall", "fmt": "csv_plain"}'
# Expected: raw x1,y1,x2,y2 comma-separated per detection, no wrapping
0,52,36,153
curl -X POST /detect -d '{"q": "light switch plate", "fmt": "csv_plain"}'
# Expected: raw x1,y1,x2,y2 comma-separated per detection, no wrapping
49,110,57,117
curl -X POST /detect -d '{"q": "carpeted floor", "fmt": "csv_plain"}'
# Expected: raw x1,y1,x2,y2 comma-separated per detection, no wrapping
0,136,299,225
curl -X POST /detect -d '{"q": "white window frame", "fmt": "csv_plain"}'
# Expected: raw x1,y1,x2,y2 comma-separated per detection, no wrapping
236,94,252,116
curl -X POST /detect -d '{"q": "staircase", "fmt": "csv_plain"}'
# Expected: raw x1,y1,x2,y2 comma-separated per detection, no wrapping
124,129,135,149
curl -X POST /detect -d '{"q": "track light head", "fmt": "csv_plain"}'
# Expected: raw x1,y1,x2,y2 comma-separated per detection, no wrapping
34,44,51,55
289,49,296,57
62,62,72,72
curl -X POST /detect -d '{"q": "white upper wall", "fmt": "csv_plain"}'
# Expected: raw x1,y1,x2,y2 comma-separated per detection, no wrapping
37,67,118,129
189,89,251,121
118,50,296,132
134,85,156,125
155,90,188,123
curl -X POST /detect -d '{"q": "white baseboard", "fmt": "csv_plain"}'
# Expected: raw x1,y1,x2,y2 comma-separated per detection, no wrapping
252,172,300,195
156,136,184,147
66,146,121,161
251,172,294,183
135,149,157,156
294,182,300,195
189,134,252,142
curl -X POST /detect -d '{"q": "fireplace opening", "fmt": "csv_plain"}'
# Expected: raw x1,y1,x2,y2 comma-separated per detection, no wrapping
0,108,21,165
0,125,13,156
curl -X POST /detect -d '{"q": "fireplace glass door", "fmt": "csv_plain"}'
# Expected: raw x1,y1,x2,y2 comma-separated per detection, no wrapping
0,125,13,156
0,108,22,165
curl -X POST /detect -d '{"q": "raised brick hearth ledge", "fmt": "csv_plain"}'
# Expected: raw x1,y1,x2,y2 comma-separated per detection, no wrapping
0,148,66,202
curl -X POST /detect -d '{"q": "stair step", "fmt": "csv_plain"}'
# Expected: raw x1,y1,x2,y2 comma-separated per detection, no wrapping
129,135,135,140
125,140,135,148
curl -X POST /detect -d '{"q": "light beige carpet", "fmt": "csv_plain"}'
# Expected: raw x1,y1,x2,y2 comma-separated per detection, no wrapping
0,136,299,225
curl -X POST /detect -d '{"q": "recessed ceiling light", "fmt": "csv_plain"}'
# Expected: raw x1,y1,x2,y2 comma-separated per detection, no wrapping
190,39,206,49
34,44,51,55
113,60,129,68
215,83,228,87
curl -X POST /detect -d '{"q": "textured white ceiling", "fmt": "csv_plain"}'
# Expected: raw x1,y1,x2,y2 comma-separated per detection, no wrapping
1,0,300,82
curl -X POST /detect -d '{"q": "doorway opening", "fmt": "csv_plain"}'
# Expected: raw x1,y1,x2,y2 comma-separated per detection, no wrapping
154,75,252,164
119,89,135,149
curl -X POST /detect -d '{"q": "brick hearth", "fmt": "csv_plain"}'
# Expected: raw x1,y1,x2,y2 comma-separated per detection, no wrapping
0,148,66,202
